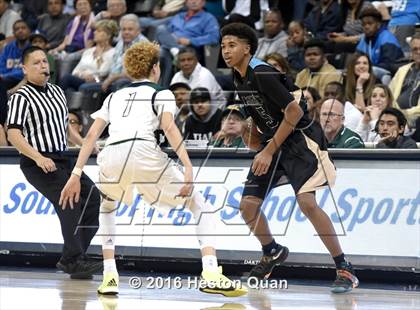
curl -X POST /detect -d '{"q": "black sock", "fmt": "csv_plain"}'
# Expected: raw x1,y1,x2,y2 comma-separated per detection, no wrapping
333,253,346,268
262,239,281,256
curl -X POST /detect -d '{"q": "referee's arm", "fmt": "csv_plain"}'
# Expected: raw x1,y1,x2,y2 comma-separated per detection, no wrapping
7,128,57,173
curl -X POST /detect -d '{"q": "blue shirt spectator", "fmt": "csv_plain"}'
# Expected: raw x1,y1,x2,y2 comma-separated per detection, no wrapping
389,0,420,27
165,9,219,47
0,20,30,89
356,8,404,74
156,0,220,86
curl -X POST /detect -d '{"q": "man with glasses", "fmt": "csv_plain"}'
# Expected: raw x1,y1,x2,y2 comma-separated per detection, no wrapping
320,99,364,148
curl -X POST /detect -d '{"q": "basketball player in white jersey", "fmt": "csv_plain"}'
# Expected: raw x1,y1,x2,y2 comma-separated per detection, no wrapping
59,41,247,297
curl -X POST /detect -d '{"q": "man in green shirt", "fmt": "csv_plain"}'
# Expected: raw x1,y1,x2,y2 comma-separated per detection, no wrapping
320,99,364,148
211,104,246,148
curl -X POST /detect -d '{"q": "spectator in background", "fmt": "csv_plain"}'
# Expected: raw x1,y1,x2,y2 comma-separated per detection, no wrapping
356,7,404,85
345,52,376,113
327,0,372,52
49,0,95,55
388,0,420,52
255,9,287,59
139,0,185,40
375,108,417,149
355,84,393,142
302,86,321,122
295,39,342,97
37,0,72,50
184,87,222,142
18,0,49,31
324,81,344,102
170,47,226,108
264,52,291,75
49,0,96,82
389,35,420,129
60,19,117,94
211,104,246,148
324,80,361,131
0,0,21,50
287,20,308,72
320,98,364,148
169,82,191,134
222,0,261,29
95,0,126,23
304,0,341,40
155,0,220,87
101,14,149,92
67,109,84,146
0,20,30,89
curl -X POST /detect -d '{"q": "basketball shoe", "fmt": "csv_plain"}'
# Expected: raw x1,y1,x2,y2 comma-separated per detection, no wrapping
98,272,119,295
200,267,247,297
331,261,359,293
248,246,289,280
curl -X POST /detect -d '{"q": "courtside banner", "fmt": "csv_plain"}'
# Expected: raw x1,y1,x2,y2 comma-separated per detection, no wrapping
0,163,419,258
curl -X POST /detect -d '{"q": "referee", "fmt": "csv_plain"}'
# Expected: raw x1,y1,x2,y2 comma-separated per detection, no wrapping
7,46,101,279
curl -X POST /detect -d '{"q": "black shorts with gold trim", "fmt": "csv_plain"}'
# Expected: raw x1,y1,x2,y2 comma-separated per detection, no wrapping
242,122,336,199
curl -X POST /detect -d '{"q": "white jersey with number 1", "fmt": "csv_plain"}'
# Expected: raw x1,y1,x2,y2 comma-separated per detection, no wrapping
91,80,176,146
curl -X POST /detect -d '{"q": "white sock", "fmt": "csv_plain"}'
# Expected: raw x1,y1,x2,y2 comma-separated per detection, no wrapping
103,258,117,274
202,255,218,272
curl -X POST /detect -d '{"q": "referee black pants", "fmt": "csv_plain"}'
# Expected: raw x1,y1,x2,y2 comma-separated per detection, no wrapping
20,153,100,263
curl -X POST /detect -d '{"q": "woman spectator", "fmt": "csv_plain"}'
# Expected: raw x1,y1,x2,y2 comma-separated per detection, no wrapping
286,20,308,72
60,19,117,93
302,86,321,123
355,84,393,142
345,52,377,112
49,0,95,81
50,0,95,54
264,52,291,75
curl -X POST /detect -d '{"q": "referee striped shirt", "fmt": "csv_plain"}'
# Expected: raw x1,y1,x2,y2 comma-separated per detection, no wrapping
7,82,68,152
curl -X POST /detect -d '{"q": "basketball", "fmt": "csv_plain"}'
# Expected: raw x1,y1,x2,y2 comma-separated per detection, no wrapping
242,122,262,151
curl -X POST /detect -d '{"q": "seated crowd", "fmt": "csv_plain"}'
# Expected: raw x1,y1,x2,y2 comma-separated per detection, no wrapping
0,0,419,149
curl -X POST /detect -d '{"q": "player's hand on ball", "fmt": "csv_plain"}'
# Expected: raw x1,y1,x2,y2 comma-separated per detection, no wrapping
59,175,81,210
252,149,272,176
178,166,193,198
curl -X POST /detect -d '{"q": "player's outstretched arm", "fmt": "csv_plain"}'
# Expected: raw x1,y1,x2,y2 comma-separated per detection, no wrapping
160,111,193,197
59,118,108,210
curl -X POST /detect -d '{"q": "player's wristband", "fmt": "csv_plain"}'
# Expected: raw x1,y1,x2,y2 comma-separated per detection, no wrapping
72,167,83,177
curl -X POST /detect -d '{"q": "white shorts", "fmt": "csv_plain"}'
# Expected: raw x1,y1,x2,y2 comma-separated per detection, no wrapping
97,140,188,210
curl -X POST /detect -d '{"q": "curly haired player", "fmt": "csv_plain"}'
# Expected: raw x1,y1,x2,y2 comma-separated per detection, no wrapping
59,41,247,297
